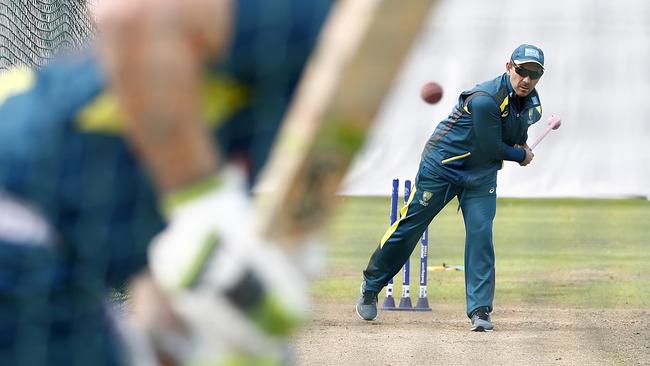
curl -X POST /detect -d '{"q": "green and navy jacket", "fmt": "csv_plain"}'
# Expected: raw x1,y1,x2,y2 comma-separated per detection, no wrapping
421,73,542,185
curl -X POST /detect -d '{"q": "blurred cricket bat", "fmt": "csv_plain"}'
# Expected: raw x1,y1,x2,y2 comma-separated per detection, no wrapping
258,0,435,246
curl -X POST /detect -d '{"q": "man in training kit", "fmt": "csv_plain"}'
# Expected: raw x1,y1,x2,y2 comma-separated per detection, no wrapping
0,0,330,364
356,44,545,331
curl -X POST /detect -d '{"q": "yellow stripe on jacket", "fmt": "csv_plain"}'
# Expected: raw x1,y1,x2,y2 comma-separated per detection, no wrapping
441,152,471,164
75,74,249,134
0,67,35,105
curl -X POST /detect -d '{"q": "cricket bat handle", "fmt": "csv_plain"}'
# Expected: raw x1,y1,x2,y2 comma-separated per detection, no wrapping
530,115,562,150
529,126,552,150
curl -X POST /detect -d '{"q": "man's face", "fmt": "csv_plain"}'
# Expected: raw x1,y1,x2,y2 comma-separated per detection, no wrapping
507,61,543,97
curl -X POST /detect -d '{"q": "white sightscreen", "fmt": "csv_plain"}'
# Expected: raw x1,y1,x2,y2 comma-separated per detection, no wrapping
340,0,650,198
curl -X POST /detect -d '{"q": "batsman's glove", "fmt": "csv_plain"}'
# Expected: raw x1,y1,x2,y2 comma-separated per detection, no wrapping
148,167,309,363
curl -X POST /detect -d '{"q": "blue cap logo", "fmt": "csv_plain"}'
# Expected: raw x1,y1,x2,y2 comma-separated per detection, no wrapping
511,44,544,69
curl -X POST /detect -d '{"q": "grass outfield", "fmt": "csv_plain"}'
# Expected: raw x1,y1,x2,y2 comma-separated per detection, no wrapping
315,197,650,309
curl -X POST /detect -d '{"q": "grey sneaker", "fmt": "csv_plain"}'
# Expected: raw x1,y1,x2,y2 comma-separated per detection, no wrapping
355,283,378,321
470,308,494,332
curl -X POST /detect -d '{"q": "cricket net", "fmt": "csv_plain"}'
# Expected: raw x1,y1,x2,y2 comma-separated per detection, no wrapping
0,0,95,72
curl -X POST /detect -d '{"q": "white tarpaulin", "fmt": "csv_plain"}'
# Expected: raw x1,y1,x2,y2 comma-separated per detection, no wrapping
340,0,650,198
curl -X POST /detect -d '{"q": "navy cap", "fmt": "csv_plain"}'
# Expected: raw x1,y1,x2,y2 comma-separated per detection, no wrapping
511,44,544,69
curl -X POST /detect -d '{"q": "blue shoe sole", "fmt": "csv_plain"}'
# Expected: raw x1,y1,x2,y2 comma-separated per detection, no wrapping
471,325,494,332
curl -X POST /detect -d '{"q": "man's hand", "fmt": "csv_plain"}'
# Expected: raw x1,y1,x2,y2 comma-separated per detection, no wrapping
514,144,533,166
147,167,309,364
517,144,534,166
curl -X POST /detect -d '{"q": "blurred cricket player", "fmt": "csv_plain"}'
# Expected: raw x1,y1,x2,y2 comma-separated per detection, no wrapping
0,0,331,364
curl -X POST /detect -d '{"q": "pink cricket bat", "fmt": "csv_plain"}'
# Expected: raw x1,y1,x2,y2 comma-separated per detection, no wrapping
530,115,562,150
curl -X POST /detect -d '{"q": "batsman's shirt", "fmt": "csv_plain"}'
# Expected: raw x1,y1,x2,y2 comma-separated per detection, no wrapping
0,0,331,364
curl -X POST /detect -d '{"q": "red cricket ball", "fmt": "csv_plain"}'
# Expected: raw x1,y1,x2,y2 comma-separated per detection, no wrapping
420,81,443,104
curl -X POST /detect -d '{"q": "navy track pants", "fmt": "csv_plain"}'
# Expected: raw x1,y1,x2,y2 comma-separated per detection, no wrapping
362,164,497,317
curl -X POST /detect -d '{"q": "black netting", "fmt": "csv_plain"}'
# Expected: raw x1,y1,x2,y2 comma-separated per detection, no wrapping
0,0,95,71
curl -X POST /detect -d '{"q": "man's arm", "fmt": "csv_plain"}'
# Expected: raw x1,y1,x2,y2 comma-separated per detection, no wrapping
97,0,233,193
469,95,529,163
